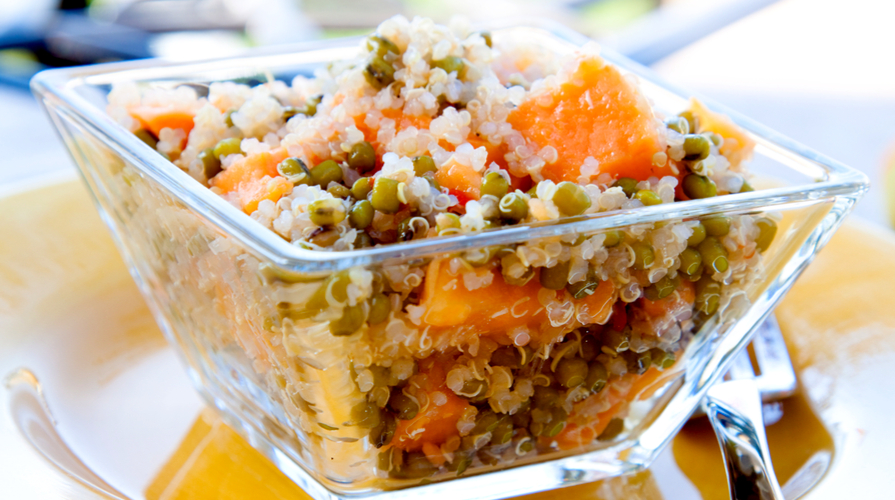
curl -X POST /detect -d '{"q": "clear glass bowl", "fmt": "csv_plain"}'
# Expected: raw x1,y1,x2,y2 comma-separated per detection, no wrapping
32,21,867,500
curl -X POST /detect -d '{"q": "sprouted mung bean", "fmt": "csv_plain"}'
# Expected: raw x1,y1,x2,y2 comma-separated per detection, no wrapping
108,15,775,485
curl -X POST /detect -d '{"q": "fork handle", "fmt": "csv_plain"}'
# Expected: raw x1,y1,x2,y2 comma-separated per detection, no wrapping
703,379,785,500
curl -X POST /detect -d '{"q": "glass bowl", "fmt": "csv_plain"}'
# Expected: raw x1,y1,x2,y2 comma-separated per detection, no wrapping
31,20,867,500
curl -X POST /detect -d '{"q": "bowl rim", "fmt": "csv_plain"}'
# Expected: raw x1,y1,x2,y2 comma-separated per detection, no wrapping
30,18,870,275
28,18,872,499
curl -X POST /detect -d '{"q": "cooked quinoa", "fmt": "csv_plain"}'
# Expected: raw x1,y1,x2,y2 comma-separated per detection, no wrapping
107,16,777,486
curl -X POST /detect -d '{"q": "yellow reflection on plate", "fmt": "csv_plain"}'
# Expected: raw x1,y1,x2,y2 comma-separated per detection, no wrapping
145,409,311,500
144,406,669,500
674,391,834,500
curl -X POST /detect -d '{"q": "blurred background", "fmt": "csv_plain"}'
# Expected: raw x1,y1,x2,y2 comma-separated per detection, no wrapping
2,0,894,226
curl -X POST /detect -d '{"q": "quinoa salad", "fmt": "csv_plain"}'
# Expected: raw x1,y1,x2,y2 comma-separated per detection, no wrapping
107,16,777,486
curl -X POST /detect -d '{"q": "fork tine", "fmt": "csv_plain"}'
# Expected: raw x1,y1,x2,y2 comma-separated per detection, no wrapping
702,313,795,500
725,347,756,381
691,314,795,420
751,315,797,402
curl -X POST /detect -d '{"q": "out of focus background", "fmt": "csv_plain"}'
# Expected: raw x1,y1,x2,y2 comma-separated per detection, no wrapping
2,0,894,225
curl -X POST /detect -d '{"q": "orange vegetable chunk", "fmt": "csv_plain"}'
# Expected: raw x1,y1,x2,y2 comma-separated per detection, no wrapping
130,106,196,138
639,279,696,318
420,260,543,332
237,176,293,215
354,107,433,159
210,147,291,213
688,98,755,166
554,356,681,450
381,108,432,132
211,147,288,193
434,159,482,202
508,56,670,183
554,402,622,450
420,260,616,340
392,358,472,451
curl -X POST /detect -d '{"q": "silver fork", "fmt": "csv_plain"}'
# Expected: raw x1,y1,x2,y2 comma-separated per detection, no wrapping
702,315,797,500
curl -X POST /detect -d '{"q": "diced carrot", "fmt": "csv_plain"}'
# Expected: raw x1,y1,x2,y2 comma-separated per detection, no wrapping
211,147,289,194
507,56,670,183
422,442,446,466
450,189,474,208
688,98,755,166
351,107,530,199
354,108,433,160
551,423,594,449
348,107,434,172
392,358,472,452
576,279,617,326
553,402,622,450
130,106,196,140
420,260,615,340
382,108,432,132
417,356,449,392
435,159,482,202
210,147,292,213
237,176,294,215
553,359,681,450
393,391,467,451
435,138,525,202
639,279,696,318
420,259,542,331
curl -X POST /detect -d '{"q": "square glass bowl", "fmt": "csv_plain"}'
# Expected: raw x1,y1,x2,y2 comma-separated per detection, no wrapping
32,21,867,500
